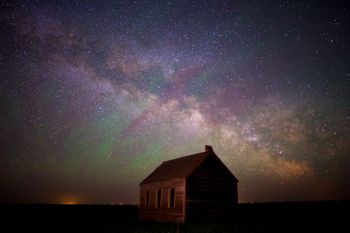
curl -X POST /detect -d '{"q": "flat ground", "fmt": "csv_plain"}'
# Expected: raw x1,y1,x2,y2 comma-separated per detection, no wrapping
1,201,348,233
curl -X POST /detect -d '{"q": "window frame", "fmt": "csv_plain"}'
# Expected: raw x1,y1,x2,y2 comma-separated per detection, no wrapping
168,187,175,208
145,190,150,208
156,189,162,208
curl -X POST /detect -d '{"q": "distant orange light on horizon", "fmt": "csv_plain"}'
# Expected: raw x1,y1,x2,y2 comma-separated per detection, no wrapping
60,197,80,205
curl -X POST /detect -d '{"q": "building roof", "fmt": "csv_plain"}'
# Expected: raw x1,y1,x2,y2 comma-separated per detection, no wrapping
140,145,238,185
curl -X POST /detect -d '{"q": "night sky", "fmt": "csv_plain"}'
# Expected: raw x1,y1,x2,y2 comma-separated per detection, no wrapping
1,0,349,204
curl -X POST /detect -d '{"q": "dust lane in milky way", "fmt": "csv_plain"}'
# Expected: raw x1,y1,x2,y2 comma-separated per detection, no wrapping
0,0,349,203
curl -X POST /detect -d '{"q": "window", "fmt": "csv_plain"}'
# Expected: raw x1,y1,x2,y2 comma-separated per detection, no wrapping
157,189,161,208
145,191,150,208
169,188,175,208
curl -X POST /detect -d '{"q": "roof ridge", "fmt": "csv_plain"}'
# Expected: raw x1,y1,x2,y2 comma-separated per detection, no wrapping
163,151,209,163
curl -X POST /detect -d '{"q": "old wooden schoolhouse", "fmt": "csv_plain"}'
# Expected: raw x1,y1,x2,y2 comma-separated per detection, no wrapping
139,145,238,223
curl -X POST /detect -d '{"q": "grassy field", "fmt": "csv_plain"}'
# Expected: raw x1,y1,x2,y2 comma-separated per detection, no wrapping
1,201,348,232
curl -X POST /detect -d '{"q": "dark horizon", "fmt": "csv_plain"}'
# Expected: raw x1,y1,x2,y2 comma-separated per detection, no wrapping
1,198,349,206
2,198,349,205
1,0,349,204
2,199,349,232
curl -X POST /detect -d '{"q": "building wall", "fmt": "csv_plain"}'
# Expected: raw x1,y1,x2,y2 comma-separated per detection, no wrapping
139,178,186,223
186,155,238,221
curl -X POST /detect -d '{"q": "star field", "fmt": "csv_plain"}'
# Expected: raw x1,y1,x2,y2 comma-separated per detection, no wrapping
0,0,349,204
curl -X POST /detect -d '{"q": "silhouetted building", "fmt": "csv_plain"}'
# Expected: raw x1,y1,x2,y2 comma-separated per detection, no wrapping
139,145,238,223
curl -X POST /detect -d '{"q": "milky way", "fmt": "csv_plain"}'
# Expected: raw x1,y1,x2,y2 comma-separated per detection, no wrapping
1,0,349,204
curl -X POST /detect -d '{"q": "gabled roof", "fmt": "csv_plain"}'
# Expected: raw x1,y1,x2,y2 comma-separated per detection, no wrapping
140,145,238,185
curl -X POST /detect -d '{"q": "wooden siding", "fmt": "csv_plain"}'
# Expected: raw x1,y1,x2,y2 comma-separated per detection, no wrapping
186,155,238,221
139,178,186,223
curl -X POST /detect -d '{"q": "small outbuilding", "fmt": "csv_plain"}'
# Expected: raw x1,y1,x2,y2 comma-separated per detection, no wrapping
139,145,238,223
